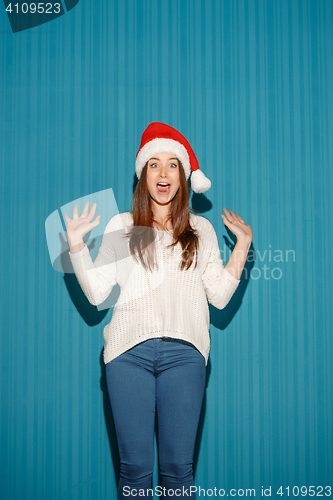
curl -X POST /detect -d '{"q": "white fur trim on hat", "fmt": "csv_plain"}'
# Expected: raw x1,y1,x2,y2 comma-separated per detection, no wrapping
190,169,212,194
135,138,191,179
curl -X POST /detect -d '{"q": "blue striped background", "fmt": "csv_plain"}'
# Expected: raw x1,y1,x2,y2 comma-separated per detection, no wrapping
0,1,332,499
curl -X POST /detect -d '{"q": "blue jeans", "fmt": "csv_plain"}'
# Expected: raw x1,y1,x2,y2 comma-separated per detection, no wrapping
106,337,206,499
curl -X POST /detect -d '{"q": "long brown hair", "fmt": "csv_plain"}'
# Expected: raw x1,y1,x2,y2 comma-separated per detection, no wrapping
127,160,199,271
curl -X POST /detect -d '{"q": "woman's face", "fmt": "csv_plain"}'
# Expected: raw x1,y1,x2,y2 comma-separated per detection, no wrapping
146,152,181,209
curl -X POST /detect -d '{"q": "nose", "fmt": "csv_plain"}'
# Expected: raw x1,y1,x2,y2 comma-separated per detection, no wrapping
160,165,168,177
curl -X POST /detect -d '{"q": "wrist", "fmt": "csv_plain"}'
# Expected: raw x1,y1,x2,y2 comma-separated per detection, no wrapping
236,236,252,248
69,241,85,254
67,233,85,253
67,231,83,244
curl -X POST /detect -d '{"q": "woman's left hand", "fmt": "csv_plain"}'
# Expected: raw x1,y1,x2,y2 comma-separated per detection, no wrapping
221,208,253,243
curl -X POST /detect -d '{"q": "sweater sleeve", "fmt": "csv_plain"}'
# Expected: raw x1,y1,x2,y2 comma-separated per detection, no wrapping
68,218,118,307
201,220,240,310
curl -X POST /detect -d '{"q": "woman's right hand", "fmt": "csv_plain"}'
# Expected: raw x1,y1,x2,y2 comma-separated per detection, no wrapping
63,202,101,246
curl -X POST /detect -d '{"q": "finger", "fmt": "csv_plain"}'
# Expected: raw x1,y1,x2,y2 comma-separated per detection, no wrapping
92,215,101,226
230,210,240,220
234,213,244,224
223,208,233,222
73,204,79,219
221,213,230,225
63,213,70,223
81,201,90,218
230,211,244,224
87,217,100,230
88,202,97,221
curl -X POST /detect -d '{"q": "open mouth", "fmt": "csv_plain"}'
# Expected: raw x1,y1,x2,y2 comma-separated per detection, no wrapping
156,182,171,194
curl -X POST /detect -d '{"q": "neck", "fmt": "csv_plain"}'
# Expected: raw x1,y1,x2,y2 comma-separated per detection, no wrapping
151,203,172,230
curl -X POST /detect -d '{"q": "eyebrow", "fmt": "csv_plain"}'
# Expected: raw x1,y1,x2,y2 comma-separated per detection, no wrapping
149,157,178,161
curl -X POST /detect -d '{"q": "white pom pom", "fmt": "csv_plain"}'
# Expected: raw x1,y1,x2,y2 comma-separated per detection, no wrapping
190,169,212,193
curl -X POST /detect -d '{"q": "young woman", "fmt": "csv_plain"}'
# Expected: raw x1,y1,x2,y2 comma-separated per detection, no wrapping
64,122,252,500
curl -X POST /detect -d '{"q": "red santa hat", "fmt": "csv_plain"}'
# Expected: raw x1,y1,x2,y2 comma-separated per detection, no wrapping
135,122,211,193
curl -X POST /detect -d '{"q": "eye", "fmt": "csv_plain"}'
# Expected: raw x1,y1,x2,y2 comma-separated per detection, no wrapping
169,163,178,168
150,163,159,168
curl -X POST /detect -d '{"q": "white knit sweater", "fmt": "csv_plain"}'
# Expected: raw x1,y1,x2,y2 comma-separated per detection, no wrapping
68,212,240,365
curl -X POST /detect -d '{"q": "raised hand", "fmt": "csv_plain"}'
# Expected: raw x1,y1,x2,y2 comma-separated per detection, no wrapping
63,202,101,248
221,208,252,243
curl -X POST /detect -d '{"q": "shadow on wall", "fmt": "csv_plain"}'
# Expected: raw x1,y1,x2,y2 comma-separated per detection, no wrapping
190,190,255,483
61,227,113,326
192,187,256,332
100,349,120,486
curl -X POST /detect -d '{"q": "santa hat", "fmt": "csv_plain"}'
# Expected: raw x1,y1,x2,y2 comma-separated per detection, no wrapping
135,122,211,193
